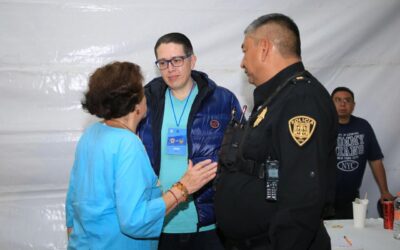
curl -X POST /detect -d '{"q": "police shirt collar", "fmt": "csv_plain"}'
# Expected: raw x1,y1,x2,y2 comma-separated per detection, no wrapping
253,62,305,111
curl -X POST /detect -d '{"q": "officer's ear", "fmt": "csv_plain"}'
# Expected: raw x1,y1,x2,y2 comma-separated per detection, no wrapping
258,38,270,61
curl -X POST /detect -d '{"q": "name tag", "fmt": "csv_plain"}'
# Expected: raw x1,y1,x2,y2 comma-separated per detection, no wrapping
166,128,187,155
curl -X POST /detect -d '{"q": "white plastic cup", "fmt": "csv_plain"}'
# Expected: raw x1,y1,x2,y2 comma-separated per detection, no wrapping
353,199,369,228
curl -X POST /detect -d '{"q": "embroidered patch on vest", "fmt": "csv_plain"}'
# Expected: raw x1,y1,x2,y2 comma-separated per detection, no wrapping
210,119,220,129
288,115,316,146
253,107,268,127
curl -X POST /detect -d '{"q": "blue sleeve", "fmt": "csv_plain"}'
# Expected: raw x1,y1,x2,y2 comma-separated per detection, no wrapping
65,185,74,227
65,153,77,228
115,136,166,238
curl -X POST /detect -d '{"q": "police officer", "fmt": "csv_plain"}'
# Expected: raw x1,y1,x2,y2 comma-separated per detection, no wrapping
215,13,338,250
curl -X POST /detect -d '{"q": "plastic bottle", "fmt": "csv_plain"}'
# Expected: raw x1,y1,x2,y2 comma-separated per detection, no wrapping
394,192,400,239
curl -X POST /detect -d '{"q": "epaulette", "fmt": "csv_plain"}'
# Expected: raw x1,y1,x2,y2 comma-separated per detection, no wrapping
292,72,312,85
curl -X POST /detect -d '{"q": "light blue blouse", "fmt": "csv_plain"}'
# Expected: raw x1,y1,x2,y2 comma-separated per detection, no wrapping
66,122,166,250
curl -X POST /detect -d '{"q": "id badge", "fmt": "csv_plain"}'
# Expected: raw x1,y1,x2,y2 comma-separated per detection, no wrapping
166,128,187,155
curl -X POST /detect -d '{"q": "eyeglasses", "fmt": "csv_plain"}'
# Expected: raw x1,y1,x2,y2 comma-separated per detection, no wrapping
155,54,192,70
333,97,354,104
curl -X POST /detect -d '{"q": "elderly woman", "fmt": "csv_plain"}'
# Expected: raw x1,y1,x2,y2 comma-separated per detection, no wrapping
65,61,217,250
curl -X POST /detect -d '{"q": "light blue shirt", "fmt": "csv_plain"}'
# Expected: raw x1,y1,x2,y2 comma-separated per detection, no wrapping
160,84,213,233
65,122,165,250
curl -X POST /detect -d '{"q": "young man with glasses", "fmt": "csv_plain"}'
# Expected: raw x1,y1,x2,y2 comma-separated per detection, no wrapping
331,86,394,219
137,32,241,250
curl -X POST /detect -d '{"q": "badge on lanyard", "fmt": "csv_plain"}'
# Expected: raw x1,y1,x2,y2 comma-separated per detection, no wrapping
166,128,187,155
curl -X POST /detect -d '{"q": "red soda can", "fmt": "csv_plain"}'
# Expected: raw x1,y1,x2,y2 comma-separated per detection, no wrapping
382,200,394,229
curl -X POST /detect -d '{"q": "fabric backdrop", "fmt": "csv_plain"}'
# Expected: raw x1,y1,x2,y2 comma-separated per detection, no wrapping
0,0,399,248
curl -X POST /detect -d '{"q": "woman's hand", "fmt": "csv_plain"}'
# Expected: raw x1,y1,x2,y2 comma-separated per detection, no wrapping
179,159,218,195
162,159,217,214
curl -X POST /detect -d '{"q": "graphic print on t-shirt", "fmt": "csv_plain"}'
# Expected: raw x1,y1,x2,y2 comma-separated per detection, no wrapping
336,132,365,172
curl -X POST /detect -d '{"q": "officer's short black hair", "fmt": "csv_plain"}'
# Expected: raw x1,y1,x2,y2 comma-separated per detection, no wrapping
331,86,355,100
154,32,194,58
245,13,301,58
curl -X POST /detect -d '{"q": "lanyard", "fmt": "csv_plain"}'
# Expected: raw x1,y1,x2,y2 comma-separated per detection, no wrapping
168,83,195,127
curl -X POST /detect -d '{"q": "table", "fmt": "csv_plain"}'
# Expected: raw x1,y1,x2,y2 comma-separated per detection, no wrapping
325,219,400,250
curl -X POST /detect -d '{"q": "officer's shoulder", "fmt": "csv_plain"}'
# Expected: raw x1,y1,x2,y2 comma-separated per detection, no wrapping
289,73,327,96
291,73,314,86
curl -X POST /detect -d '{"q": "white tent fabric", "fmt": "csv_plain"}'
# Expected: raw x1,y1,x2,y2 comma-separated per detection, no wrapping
0,0,399,249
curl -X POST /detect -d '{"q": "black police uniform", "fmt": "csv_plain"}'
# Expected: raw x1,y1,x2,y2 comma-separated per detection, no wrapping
215,62,337,250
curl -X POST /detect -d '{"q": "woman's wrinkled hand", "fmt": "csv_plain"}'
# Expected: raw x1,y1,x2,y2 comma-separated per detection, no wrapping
179,159,218,195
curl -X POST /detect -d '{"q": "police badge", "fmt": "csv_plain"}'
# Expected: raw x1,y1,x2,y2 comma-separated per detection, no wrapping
288,115,316,146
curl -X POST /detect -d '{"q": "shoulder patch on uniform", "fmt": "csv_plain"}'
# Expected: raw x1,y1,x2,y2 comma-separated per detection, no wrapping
253,107,268,127
288,115,316,146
